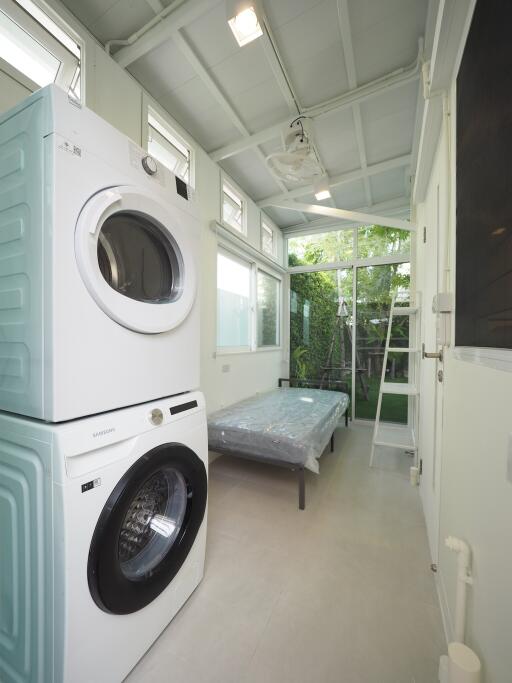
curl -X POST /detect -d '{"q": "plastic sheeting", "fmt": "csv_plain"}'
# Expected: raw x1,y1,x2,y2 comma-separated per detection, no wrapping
207,388,349,474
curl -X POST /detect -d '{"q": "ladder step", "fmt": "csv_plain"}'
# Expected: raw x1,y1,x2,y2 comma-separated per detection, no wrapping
373,424,416,449
381,382,418,395
387,347,419,353
392,306,417,315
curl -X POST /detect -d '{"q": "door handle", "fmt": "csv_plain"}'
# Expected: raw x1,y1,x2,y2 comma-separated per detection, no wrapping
422,343,443,362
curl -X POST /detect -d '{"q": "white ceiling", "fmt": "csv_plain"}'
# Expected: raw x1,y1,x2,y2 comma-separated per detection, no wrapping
61,0,430,229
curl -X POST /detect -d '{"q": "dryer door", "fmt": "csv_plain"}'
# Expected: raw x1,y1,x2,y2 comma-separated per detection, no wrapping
75,186,197,333
87,443,207,615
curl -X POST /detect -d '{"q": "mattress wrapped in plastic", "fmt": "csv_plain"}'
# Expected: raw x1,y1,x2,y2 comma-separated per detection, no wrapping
207,387,349,474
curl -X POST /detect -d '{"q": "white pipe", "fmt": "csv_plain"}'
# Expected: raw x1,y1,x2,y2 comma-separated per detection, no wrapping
104,0,186,54
445,536,473,643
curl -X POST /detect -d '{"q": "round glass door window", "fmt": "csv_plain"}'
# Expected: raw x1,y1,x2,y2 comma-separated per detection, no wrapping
88,444,207,615
118,468,187,580
97,212,183,304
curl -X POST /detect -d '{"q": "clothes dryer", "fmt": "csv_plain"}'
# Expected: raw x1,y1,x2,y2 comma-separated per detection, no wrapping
0,391,208,683
0,85,201,421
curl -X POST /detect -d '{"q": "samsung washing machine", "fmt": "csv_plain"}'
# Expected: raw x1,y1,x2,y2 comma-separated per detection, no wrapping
0,391,208,683
0,84,201,422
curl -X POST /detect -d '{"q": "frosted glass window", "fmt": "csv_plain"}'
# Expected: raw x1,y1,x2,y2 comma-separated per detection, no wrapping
257,271,280,347
148,112,191,184
217,251,251,349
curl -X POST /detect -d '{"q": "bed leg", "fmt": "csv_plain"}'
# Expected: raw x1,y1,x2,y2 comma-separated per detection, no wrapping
345,410,349,427
298,468,305,510
330,432,334,452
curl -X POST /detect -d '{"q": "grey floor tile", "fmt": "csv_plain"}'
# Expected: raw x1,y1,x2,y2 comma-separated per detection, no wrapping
126,424,444,683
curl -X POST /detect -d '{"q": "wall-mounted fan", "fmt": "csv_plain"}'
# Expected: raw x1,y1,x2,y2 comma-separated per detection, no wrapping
266,116,324,184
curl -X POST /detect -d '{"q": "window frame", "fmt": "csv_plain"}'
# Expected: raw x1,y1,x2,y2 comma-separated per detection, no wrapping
260,217,277,260
286,224,412,273
0,0,82,97
146,102,195,187
216,244,282,355
221,175,247,236
256,267,281,349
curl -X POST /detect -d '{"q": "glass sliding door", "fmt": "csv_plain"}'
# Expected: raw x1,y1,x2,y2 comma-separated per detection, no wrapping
290,268,353,397
354,263,410,422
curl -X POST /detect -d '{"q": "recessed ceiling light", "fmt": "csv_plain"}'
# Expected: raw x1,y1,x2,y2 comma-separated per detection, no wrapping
313,175,331,201
227,2,263,47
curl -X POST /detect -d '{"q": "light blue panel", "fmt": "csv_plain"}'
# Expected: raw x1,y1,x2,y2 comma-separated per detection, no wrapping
0,95,46,417
0,435,54,683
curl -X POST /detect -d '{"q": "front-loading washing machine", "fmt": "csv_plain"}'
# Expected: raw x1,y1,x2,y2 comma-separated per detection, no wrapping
0,84,201,421
0,391,208,683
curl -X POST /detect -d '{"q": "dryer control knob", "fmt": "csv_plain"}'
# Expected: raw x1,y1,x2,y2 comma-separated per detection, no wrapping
149,408,164,426
141,155,158,175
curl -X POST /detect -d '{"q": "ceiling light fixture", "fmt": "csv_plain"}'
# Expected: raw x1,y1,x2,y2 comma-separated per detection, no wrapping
227,1,263,47
313,175,331,201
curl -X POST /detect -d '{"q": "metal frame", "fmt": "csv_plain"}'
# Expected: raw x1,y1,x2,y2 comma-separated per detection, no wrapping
211,379,349,511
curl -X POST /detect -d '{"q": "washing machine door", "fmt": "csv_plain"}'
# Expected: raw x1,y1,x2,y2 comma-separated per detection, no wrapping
75,186,197,334
87,443,207,615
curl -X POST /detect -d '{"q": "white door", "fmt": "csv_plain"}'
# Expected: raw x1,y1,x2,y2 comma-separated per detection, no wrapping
75,186,197,334
418,183,444,564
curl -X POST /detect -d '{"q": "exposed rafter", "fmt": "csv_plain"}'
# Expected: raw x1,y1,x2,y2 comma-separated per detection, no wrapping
257,154,411,207
337,0,372,207
257,1,300,115
171,30,248,135
168,26,308,220
144,0,164,14
271,201,415,231
413,0,476,201
113,0,213,67
282,197,411,234
209,50,422,162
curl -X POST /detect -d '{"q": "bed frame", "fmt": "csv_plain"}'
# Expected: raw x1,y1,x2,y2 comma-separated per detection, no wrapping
211,380,349,510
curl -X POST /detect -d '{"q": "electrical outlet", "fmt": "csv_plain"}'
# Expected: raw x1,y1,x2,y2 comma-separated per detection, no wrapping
221,364,230,373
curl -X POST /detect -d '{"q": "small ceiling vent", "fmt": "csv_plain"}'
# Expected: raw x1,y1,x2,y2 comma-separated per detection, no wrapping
266,117,323,184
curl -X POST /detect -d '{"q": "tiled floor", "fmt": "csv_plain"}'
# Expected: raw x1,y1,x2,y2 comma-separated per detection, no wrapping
127,424,445,683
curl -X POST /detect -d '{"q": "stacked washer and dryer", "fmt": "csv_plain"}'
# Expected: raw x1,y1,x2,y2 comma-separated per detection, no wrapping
0,85,207,683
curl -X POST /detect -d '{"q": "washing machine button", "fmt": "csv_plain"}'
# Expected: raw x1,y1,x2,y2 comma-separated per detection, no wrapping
149,408,163,426
141,155,158,175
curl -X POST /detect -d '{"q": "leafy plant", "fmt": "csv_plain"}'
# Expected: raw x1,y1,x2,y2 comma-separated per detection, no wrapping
291,346,308,380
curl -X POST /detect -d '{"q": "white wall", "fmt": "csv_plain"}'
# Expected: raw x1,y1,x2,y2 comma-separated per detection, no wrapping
415,84,512,682
0,0,285,416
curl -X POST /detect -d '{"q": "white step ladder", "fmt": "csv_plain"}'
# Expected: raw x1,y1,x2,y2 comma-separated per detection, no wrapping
369,292,420,468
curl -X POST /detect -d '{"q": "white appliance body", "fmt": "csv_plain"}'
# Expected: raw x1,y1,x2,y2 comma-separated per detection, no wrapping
0,85,201,421
0,391,208,683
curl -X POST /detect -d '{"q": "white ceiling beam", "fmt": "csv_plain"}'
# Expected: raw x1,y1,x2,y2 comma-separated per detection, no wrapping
337,0,372,208
257,2,300,114
428,0,476,93
171,29,248,135
282,197,411,235
272,202,415,231
412,0,476,202
144,0,164,14
114,0,213,67
258,153,411,207
209,53,421,162
169,25,307,219
210,122,285,162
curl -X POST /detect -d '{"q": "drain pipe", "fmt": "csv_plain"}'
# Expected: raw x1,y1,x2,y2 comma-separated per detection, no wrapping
438,536,481,683
445,536,473,642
